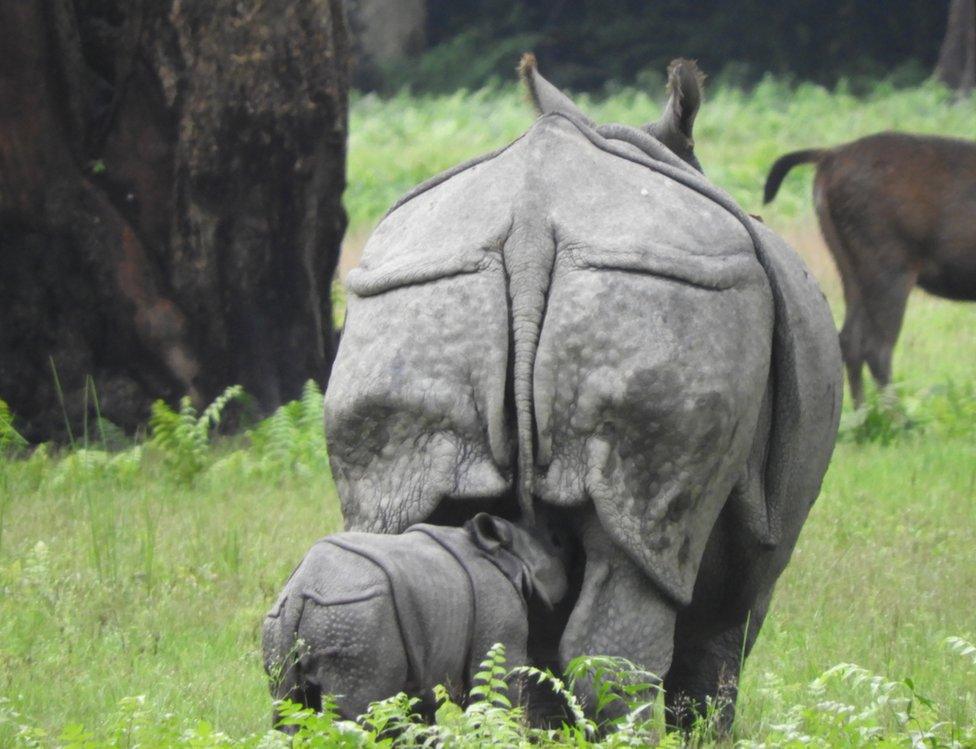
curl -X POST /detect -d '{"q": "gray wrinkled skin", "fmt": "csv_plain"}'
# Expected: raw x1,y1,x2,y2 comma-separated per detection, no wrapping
263,515,568,724
324,61,842,726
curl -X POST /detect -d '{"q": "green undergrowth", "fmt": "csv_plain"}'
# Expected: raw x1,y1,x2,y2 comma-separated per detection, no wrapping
1,362,974,746
839,379,976,446
2,643,974,747
1,381,331,493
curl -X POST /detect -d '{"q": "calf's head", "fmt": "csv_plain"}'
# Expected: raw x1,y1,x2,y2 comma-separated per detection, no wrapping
466,512,569,609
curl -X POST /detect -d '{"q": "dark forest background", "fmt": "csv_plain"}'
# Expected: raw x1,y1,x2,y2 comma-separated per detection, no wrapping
373,0,949,92
2,0,970,440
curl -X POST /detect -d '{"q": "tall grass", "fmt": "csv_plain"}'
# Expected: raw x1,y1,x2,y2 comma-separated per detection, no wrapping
345,78,976,236
1,328,973,745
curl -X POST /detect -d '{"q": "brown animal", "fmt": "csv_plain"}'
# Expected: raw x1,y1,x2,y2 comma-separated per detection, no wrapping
764,132,976,405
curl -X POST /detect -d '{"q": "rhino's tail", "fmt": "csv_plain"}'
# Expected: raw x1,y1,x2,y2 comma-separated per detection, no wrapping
505,219,557,525
763,149,825,204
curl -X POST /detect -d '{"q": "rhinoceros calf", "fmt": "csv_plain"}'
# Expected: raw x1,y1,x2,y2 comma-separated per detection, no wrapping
262,513,568,724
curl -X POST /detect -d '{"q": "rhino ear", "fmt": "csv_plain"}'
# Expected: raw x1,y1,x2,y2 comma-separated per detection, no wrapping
643,59,705,171
659,58,704,144
730,222,842,547
468,512,514,553
518,52,594,126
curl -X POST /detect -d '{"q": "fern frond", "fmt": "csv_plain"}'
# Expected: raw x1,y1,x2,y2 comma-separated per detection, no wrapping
469,643,511,707
267,406,299,469
197,384,245,435
946,636,976,668
246,382,327,478
0,398,28,452
148,399,181,452
298,379,324,437
149,387,245,483
509,665,590,732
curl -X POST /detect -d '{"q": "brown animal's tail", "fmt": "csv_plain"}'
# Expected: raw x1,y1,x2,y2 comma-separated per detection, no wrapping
763,149,825,204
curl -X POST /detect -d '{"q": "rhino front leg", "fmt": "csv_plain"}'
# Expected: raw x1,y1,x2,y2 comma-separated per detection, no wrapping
559,512,677,718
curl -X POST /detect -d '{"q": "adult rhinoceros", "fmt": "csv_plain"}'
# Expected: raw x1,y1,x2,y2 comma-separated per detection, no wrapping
323,56,841,726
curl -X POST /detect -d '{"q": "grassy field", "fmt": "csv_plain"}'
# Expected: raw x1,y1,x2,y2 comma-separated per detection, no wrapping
1,80,974,746
343,76,975,234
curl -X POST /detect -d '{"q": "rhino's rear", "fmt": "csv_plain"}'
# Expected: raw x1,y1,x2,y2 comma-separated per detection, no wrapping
325,114,772,604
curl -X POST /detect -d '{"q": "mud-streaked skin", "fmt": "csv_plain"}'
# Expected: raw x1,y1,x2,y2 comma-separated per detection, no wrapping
324,62,842,727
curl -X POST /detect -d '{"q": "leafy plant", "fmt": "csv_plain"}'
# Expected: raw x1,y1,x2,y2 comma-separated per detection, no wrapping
242,380,327,479
0,399,27,454
924,380,976,439
741,648,976,748
148,385,245,482
839,387,923,445
945,635,976,669
2,638,975,746
274,695,375,746
839,380,976,446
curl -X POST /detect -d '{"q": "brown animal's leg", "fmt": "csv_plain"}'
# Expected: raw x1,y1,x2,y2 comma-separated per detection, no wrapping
861,271,916,394
814,152,922,402
839,304,867,406
814,166,867,406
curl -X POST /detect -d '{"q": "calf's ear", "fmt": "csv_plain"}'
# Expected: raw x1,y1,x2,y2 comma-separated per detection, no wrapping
468,513,514,553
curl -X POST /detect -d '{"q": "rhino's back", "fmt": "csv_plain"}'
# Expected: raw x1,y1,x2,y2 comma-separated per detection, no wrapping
351,115,755,291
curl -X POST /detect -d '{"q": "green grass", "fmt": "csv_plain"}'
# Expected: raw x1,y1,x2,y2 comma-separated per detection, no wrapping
1,80,975,746
346,77,976,236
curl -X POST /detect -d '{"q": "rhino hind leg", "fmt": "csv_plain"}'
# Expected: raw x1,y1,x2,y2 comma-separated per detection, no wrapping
663,619,756,733
558,513,678,719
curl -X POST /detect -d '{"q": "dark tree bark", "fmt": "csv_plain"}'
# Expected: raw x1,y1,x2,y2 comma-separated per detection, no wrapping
935,0,976,92
0,0,349,440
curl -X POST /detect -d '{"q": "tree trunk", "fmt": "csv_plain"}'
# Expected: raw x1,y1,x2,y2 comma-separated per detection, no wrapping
935,0,976,92
0,0,349,440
